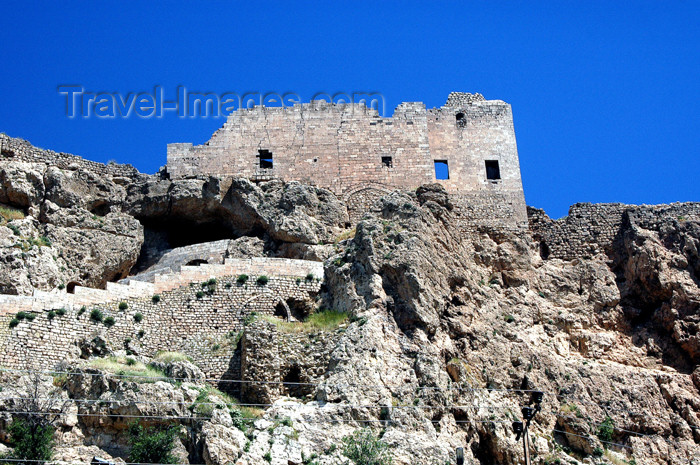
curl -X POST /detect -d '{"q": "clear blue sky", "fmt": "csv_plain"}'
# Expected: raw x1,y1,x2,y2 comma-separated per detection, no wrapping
1,2,698,218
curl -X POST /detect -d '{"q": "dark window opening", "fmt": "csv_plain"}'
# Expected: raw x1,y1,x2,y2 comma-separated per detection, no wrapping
258,149,273,169
381,156,393,168
456,112,466,128
539,241,550,260
185,259,208,266
485,160,501,180
434,160,449,180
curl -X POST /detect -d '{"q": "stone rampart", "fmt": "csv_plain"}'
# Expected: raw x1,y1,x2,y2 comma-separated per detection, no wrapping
0,134,139,178
528,202,700,260
167,93,528,228
0,272,321,387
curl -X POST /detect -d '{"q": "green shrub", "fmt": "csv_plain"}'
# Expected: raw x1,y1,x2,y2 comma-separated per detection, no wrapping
25,313,36,322
342,428,392,465
57,283,65,290
152,295,161,303
37,236,51,247
592,447,604,457
503,314,515,323
305,273,315,281
243,312,259,326
90,308,104,322
7,417,54,464
8,224,21,236
206,278,217,286
256,275,269,285
55,308,66,317
16,311,28,320
138,330,145,338
597,416,614,442
133,312,144,323
196,291,204,299
126,357,137,366
263,451,272,462
236,274,249,284
118,302,129,310
47,310,56,320
78,306,86,316
104,316,116,327
9,318,19,328
128,422,178,464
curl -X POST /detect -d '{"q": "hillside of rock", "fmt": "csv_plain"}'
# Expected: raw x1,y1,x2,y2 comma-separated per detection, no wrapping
0,139,698,465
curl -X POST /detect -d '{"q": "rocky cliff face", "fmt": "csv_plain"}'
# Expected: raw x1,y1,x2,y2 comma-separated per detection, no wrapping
0,140,698,464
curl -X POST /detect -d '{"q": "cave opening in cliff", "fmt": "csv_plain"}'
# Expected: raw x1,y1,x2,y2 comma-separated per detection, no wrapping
132,219,238,274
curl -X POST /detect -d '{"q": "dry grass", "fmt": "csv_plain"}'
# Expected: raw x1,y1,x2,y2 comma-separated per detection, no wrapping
88,356,166,382
335,227,356,243
0,205,25,223
153,351,192,363
261,309,348,333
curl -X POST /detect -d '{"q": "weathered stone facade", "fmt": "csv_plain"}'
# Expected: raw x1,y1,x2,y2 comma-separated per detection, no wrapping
528,202,700,260
0,133,139,178
167,93,528,227
0,271,320,385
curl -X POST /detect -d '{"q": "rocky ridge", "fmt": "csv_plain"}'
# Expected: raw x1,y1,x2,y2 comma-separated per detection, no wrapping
0,137,698,464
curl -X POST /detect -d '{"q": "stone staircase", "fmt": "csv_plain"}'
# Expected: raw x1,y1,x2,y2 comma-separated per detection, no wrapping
0,257,324,315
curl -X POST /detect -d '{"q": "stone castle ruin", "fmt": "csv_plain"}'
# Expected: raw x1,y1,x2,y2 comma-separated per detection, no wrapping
167,92,528,225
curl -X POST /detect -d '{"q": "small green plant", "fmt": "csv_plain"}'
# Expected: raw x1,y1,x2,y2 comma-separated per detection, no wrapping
90,308,104,322
236,274,249,284
597,416,615,442
126,357,137,366
7,224,21,236
342,428,393,465
256,275,269,285
127,422,178,464
118,302,129,310
78,306,86,316
0,205,26,222
55,308,66,317
138,329,145,338
47,310,56,320
57,283,65,290
104,316,116,327
152,294,161,303
212,344,221,351
9,318,19,328
305,273,315,281
16,311,28,320
503,314,515,323
243,312,259,326
26,313,36,321
196,291,204,299
593,447,604,457
538,291,546,298
134,312,144,323
263,451,272,462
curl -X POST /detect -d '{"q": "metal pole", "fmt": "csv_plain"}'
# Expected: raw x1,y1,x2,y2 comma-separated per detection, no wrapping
524,427,531,465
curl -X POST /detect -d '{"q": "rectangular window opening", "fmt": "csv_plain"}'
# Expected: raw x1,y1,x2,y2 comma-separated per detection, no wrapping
258,149,273,169
381,156,393,168
485,160,501,180
434,160,449,180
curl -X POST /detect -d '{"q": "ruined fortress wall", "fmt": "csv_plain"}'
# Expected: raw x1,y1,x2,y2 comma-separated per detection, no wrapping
528,202,700,260
168,103,434,195
167,94,529,227
0,134,139,178
0,274,320,382
427,101,527,224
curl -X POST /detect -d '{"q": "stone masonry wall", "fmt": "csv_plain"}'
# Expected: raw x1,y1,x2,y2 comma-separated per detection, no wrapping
0,134,140,178
167,93,528,228
240,320,345,403
0,273,321,388
528,202,700,260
